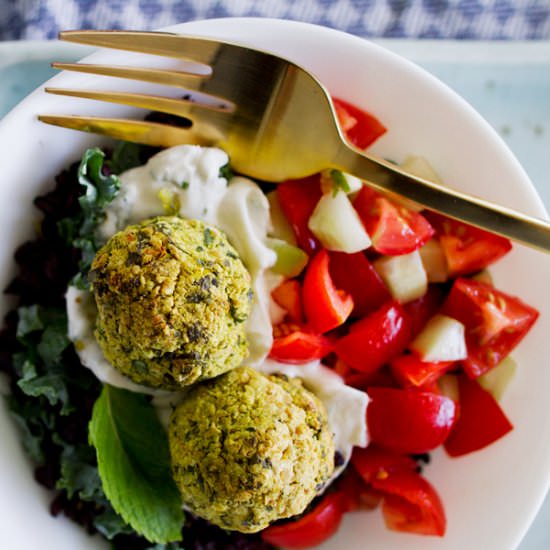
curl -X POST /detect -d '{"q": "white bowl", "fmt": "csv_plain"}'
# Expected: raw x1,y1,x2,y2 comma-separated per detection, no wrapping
1,17,549,550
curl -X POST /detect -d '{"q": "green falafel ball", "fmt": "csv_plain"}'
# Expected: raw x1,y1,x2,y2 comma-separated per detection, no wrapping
168,366,335,533
90,216,252,390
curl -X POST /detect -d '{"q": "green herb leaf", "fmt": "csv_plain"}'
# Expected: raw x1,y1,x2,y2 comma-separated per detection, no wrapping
219,162,233,181
89,385,184,544
78,147,121,220
37,318,71,367
107,141,144,174
146,543,182,550
203,227,215,247
330,169,351,196
6,395,47,463
16,305,44,337
58,148,121,289
56,442,104,501
93,507,135,540
17,369,71,414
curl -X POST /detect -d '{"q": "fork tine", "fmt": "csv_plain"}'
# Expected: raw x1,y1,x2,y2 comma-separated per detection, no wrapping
44,87,235,114
52,62,209,87
59,30,220,68
37,115,218,147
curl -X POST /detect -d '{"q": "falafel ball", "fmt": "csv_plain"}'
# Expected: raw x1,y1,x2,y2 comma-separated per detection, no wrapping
90,216,252,390
168,366,335,533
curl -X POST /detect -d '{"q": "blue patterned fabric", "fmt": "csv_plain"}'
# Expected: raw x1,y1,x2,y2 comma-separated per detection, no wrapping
0,0,548,40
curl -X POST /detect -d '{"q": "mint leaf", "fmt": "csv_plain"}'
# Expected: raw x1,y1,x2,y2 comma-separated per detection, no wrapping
89,385,184,544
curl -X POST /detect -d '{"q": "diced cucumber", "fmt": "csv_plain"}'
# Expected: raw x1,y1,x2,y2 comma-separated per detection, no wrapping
478,356,517,401
373,250,427,303
410,314,467,362
267,190,297,245
384,156,443,212
266,237,309,278
320,169,363,195
308,191,371,253
419,238,448,283
471,269,494,286
401,155,442,184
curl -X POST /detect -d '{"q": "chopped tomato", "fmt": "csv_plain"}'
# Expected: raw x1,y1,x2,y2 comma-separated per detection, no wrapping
271,279,303,323
335,301,411,374
424,211,512,277
276,175,322,255
442,278,539,378
403,284,445,338
334,467,383,512
351,445,417,484
270,324,332,363
333,97,387,149
302,250,354,333
345,366,398,392
367,387,457,454
353,186,434,255
372,470,446,536
328,251,391,317
261,492,345,548
390,354,455,388
444,374,513,457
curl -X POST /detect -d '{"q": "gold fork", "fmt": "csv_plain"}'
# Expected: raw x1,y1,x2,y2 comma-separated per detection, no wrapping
39,30,550,252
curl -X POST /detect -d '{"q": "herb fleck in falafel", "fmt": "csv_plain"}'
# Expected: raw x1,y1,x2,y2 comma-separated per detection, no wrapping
90,216,252,390
168,366,335,533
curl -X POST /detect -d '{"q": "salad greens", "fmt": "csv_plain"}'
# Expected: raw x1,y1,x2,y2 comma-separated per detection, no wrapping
89,386,184,544
4,145,186,548
58,147,121,289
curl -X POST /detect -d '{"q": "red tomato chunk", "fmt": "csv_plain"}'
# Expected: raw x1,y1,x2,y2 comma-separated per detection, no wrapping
332,97,387,150
425,211,512,276
269,326,332,364
367,387,457,454
390,354,455,389
372,470,446,536
351,444,418,483
353,186,434,255
276,175,322,255
271,279,304,323
328,251,390,317
442,278,539,378
335,301,411,374
302,250,354,333
261,492,345,549
444,374,513,457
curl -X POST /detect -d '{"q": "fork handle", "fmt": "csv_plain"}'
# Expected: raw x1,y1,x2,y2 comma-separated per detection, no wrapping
335,144,550,253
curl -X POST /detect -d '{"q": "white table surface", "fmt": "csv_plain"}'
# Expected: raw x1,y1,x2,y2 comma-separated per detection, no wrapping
1,38,548,550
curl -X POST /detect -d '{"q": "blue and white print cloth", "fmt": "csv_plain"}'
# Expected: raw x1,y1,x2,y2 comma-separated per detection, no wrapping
0,0,549,40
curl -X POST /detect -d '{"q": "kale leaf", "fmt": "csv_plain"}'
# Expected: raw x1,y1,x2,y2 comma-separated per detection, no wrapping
15,305,72,414
58,148,121,290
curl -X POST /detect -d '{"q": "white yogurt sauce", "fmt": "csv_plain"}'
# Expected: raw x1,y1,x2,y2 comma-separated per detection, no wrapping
66,144,368,478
